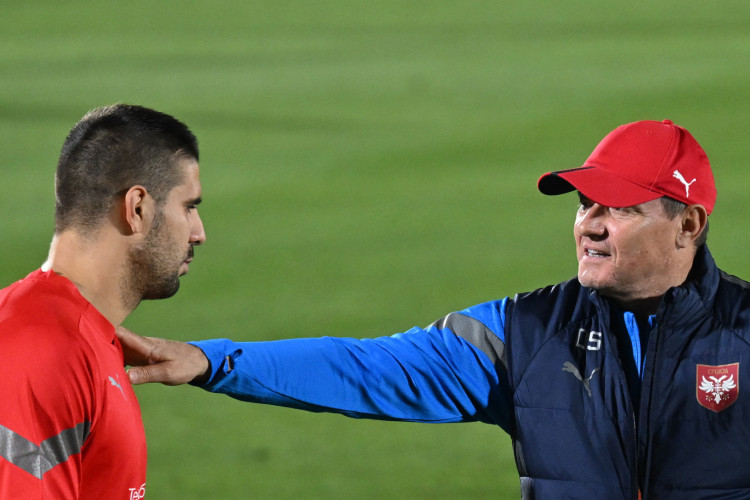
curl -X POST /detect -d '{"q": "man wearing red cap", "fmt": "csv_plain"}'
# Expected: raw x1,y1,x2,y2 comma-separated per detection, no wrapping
538,119,714,321
119,120,746,499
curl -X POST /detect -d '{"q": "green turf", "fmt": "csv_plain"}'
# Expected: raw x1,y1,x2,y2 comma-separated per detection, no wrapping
3,1,750,498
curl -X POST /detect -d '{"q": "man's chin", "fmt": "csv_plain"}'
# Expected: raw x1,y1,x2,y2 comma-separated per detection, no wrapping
577,275,613,294
141,281,181,301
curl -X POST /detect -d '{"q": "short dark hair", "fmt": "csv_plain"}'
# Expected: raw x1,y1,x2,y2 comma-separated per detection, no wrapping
659,197,709,248
54,104,199,233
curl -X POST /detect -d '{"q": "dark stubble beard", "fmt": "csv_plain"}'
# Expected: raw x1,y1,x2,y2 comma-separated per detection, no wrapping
121,211,184,310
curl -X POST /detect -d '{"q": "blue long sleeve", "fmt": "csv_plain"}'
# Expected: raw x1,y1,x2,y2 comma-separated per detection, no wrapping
189,299,512,429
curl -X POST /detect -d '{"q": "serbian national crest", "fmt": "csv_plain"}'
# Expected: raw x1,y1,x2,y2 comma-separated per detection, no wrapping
696,363,739,412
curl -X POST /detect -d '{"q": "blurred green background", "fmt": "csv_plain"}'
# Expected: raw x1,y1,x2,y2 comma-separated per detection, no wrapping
2,1,750,498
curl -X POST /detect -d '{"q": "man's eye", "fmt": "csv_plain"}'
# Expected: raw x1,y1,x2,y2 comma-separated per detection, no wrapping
611,206,631,215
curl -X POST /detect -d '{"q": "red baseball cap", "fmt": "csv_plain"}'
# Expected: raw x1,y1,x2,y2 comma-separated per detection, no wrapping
537,120,716,214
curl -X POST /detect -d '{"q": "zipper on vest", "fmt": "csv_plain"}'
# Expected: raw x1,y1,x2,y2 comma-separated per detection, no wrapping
633,412,639,500
616,310,643,500
637,301,669,499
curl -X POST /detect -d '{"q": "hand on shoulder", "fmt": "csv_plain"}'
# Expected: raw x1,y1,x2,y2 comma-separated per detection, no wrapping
116,326,210,386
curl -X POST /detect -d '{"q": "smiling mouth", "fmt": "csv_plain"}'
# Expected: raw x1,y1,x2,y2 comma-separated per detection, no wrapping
584,248,610,258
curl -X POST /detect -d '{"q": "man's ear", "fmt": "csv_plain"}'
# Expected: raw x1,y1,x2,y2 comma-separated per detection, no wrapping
123,186,153,235
676,204,708,249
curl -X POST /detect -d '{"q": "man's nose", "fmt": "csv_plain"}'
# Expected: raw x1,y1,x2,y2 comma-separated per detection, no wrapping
576,204,607,238
191,212,206,245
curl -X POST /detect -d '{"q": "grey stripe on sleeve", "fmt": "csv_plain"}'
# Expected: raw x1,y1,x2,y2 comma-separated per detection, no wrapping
431,312,506,366
0,421,91,479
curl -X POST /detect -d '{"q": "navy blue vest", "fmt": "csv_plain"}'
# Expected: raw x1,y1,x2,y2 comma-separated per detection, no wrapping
504,246,750,499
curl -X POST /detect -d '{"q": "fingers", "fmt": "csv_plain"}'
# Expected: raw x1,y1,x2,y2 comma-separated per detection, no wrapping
116,326,157,366
116,326,211,386
127,363,184,386
127,365,158,386
123,339,211,386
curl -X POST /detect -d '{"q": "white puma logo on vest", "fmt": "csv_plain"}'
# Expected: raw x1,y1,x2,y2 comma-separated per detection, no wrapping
673,170,696,198
562,361,599,397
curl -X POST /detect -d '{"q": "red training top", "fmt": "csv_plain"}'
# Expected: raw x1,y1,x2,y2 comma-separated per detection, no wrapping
0,270,147,499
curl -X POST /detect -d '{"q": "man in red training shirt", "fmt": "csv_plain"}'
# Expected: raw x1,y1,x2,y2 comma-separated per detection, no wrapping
0,104,206,499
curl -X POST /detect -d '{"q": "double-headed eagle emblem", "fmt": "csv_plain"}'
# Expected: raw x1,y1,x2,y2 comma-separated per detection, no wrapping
696,363,739,412
699,374,736,405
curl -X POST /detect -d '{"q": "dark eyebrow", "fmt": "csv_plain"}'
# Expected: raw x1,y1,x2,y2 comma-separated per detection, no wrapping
188,197,203,206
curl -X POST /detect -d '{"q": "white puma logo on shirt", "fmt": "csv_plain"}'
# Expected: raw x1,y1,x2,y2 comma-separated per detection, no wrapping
109,375,127,400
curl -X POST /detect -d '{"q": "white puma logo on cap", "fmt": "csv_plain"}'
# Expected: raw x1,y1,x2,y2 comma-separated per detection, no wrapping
673,170,696,198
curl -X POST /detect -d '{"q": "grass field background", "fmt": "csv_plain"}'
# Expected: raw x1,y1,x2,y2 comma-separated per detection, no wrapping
2,1,750,498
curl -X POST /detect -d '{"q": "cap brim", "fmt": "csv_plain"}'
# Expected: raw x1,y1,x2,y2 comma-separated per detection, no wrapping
537,169,579,195
538,167,663,208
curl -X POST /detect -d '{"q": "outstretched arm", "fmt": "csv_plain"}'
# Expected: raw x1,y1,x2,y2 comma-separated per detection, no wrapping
115,299,512,428
185,300,512,426
116,326,210,386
